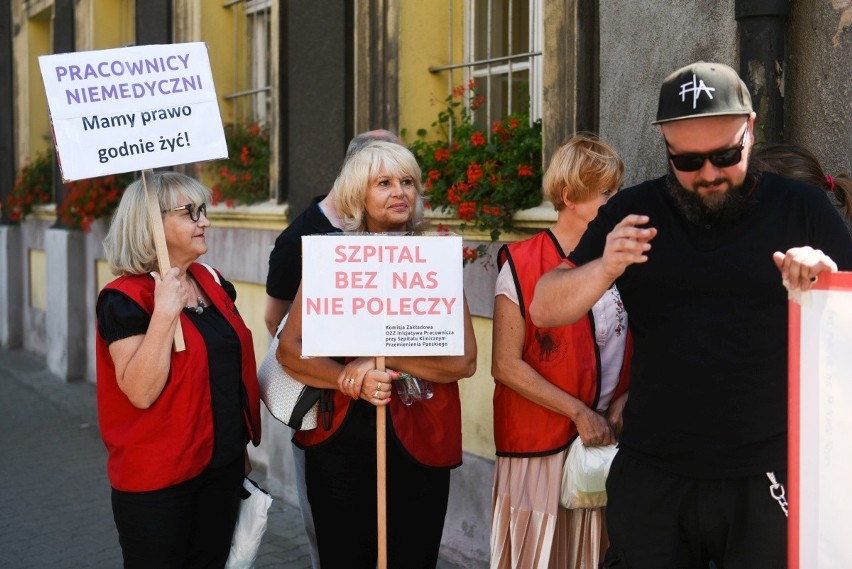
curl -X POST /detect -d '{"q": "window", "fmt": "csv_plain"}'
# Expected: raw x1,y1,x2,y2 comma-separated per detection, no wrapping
468,0,542,127
432,0,542,132
224,0,272,124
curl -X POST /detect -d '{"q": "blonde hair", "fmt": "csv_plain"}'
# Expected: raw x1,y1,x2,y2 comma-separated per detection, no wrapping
543,133,624,210
103,172,211,275
333,141,425,232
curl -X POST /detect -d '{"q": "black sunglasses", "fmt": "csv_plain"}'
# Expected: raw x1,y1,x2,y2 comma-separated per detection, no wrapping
161,203,207,222
666,127,748,172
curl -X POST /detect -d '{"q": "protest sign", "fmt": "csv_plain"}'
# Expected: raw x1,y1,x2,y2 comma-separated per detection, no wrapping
39,42,227,181
300,233,464,357
789,271,852,568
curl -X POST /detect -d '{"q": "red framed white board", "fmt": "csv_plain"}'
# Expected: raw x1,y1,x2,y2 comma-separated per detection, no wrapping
789,271,852,568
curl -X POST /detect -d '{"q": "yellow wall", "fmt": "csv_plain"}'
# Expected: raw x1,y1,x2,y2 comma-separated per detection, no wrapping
199,5,241,125
92,0,134,50
462,316,495,458
233,281,274,369
26,10,52,160
398,1,466,142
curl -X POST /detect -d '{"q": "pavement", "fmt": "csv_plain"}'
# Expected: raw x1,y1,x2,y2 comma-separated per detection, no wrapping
0,347,464,569
0,349,290,567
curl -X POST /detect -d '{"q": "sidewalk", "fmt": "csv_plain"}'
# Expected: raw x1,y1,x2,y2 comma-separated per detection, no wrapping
0,347,312,569
0,347,465,569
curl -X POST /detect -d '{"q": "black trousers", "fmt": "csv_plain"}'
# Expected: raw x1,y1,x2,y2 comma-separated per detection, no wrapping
111,456,244,569
304,400,451,569
602,451,787,569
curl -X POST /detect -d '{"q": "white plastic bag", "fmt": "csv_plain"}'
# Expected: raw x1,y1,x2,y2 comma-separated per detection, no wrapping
559,439,618,509
224,478,273,569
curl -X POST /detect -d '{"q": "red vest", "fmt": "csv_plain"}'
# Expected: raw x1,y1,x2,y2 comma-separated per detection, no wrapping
295,381,462,469
96,263,261,491
493,231,631,456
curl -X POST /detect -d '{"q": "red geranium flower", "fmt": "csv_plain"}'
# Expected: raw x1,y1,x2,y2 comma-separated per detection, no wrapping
434,147,451,162
467,163,483,185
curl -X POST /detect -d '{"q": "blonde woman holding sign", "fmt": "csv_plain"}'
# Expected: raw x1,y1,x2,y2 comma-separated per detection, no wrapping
277,141,477,569
96,172,261,568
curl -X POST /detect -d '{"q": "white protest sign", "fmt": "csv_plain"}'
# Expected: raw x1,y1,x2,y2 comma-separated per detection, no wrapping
301,234,464,357
789,272,852,568
39,42,227,181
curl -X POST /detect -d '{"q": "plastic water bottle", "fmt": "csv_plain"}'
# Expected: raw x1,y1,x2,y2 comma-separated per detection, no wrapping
394,372,433,406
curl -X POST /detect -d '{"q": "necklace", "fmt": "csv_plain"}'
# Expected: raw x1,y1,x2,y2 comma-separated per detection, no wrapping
184,277,206,315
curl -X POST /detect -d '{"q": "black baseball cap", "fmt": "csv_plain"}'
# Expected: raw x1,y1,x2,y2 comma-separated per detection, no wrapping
653,62,753,125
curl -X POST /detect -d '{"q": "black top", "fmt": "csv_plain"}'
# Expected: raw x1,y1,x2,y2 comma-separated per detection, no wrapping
97,278,248,470
266,195,341,301
570,172,852,478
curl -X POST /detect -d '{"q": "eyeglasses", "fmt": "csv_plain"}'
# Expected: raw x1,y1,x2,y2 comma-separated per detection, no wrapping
161,203,207,222
666,126,748,172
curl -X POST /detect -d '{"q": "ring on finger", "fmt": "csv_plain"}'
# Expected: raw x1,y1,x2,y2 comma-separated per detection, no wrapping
347,377,355,384
374,389,381,398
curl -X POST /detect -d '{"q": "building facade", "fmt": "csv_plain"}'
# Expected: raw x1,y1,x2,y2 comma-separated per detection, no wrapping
1,1,850,566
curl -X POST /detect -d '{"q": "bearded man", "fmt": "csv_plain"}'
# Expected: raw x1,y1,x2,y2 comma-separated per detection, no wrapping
529,62,852,568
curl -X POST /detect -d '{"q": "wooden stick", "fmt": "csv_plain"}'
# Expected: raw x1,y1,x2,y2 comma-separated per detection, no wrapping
376,355,387,569
142,169,185,352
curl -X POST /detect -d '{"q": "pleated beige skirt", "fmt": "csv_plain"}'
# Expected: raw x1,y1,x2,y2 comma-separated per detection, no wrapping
490,450,608,569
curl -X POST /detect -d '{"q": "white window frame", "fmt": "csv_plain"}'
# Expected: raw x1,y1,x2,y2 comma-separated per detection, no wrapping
464,0,543,124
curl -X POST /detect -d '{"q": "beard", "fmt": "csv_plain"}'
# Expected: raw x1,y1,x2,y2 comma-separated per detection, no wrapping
666,163,760,225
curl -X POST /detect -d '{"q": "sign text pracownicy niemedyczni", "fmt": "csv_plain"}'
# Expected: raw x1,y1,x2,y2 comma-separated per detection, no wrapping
39,42,227,181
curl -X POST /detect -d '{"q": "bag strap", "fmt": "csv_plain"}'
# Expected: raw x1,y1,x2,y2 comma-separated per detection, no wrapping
199,262,221,286
275,314,289,340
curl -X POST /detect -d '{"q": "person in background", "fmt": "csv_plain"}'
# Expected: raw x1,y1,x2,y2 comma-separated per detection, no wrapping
530,62,852,568
277,141,477,569
753,142,852,237
490,134,631,569
96,172,261,568
262,129,402,569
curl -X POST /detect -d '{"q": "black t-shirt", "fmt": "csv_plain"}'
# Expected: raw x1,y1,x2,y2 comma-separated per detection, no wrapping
97,279,248,470
570,172,852,478
266,195,341,301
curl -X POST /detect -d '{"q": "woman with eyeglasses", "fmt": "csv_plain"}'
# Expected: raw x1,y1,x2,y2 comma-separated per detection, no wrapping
95,172,261,568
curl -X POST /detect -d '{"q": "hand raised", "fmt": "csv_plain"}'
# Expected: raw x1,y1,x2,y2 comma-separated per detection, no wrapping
602,215,657,280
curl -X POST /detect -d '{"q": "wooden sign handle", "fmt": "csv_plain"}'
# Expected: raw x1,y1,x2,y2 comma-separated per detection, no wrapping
142,169,185,352
376,355,387,569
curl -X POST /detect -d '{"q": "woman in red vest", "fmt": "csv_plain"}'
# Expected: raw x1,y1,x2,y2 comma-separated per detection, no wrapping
490,134,631,569
277,141,477,569
96,172,261,568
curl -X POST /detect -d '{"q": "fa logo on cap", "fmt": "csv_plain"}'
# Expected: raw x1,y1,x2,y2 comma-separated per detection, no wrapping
678,74,715,109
